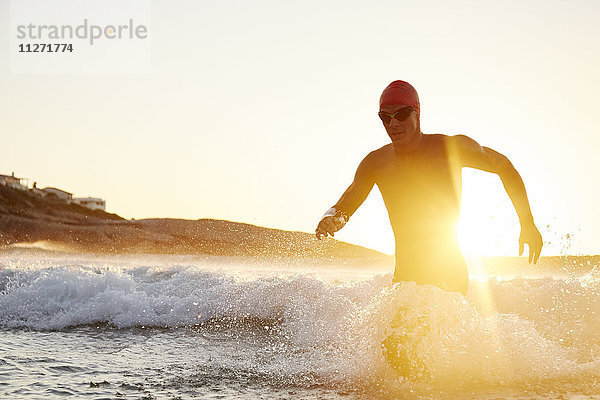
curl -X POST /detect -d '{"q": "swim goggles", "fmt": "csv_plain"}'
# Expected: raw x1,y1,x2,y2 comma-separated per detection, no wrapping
378,107,414,124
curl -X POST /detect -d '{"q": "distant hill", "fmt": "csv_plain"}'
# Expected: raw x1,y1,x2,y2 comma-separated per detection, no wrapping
0,184,392,265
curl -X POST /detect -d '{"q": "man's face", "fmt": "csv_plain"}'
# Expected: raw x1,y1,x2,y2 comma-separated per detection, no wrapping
379,104,420,149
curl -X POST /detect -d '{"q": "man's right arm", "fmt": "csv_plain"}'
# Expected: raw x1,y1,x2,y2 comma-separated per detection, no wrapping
315,154,376,239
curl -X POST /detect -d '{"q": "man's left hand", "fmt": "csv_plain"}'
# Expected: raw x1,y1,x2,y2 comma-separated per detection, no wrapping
519,222,543,264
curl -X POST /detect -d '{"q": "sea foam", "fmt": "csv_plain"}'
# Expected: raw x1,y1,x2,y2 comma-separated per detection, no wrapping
2,255,600,390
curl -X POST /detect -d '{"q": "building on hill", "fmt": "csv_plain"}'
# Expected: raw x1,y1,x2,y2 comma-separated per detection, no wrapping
29,182,45,197
72,197,106,211
41,187,73,201
0,172,28,190
4,175,108,212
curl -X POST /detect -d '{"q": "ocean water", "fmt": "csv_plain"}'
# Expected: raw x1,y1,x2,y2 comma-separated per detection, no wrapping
1,248,600,399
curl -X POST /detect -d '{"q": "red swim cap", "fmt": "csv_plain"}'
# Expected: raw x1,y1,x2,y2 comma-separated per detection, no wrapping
379,80,420,116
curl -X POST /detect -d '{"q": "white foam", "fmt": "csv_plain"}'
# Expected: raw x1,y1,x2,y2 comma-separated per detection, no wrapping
2,255,600,389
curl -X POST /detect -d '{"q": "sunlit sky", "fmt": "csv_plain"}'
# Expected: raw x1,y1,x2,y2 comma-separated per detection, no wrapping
2,0,599,256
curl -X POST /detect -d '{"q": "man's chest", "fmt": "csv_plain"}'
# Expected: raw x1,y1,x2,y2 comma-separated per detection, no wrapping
373,152,460,192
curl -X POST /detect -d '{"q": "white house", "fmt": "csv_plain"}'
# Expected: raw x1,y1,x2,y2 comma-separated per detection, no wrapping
0,172,28,190
72,197,106,211
41,187,73,201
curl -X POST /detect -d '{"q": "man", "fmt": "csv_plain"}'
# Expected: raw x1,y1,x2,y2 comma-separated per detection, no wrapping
315,80,542,295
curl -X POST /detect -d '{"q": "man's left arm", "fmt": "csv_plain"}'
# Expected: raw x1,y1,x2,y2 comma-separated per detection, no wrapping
450,135,543,263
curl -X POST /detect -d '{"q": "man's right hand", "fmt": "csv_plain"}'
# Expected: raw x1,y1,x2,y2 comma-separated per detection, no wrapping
315,208,348,240
315,216,340,240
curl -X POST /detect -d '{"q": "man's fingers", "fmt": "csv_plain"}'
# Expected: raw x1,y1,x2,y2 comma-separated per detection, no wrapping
316,215,344,241
519,240,524,256
533,241,542,263
316,226,333,241
316,224,334,240
318,219,337,236
315,224,328,240
520,227,543,263
316,230,330,240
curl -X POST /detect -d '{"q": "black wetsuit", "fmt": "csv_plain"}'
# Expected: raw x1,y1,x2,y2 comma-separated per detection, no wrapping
333,134,469,295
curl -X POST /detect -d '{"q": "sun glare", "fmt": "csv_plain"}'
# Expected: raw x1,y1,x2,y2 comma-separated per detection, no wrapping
458,169,520,257
458,214,488,257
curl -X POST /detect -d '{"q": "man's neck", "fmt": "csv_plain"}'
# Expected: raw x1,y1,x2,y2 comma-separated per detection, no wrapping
393,132,424,154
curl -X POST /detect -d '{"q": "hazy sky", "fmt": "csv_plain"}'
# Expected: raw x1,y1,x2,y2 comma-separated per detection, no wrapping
2,0,599,256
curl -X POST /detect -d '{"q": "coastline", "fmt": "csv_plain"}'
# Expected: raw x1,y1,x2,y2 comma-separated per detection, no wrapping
0,184,392,266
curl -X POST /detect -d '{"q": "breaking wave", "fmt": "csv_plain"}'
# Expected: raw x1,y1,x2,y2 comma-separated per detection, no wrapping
2,257,600,393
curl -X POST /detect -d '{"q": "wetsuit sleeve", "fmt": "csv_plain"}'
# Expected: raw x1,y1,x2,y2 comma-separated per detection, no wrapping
332,154,376,219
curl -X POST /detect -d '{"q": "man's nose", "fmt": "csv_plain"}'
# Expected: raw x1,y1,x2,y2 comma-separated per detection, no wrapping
389,118,402,128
